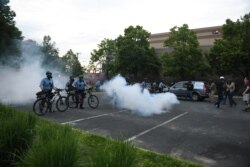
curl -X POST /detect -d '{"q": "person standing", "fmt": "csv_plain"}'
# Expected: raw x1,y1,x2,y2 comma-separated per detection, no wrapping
223,80,230,105
159,81,167,93
242,76,250,111
40,71,57,112
141,78,148,93
215,76,225,108
74,76,86,109
186,81,194,100
65,76,75,91
228,79,237,107
152,81,157,93
209,80,217,103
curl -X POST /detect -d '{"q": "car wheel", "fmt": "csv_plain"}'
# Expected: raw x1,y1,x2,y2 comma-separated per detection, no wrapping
192,93,200,101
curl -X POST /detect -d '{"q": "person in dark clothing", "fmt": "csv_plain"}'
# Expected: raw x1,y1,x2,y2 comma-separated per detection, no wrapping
186,81,194,100
74,76,86,109
65,76,75,91
215,76,225,108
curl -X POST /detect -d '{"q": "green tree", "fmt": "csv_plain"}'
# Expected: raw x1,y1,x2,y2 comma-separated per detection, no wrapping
116,25,160,80
62,49,83,76
41,35,62,70
90,38,117,79
0,0,22,65
208,12,250,77
161,24,208,79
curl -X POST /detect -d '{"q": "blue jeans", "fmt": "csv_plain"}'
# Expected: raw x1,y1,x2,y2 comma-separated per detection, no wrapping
187,91,192,100
223,91,229,104
228,92,237,106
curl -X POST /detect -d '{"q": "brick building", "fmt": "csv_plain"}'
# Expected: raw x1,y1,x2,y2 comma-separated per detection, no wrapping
149,25,222,55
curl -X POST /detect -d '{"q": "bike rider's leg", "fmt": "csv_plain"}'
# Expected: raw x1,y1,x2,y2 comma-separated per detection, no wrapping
46,90,53,112
79,90,84,109
75,91,79,108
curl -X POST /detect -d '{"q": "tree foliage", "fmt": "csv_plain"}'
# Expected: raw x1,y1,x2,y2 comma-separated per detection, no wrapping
62,49,83,76
208,12,250,77
0,0,22,64
40,35,63,70
161,24,208,79
90,38,117,78
116,25,160,79
90,26,160,80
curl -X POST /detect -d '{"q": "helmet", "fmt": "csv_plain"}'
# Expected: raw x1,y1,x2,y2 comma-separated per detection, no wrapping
46,71,52,76
46,71,52,78
219,76,224,79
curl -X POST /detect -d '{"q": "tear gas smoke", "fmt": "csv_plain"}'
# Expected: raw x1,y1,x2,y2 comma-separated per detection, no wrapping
101,75,179,116
0,41,67,104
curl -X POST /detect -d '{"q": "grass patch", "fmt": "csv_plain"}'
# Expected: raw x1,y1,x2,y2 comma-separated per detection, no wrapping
1,104,202,167
0,104,37,166
90,139,137,167
21,124,80,167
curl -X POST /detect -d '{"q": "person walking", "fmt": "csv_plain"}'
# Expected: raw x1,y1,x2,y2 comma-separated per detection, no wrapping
228,79,237,107
242,76,250,111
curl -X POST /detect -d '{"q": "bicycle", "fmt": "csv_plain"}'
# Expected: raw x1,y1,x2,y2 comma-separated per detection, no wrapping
33,89,68,116
66,87,99,109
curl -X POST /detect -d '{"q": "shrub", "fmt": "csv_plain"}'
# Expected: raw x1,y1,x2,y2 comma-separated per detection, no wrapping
21,124,80,167
0,104,37,166
91,139,137,167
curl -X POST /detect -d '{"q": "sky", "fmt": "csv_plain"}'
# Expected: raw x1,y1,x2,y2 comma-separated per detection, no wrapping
9,0,250,65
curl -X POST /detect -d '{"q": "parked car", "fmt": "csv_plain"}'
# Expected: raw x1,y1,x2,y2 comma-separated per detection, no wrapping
169,81,209,101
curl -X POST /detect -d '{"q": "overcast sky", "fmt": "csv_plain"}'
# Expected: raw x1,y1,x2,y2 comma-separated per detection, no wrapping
10,0,250,65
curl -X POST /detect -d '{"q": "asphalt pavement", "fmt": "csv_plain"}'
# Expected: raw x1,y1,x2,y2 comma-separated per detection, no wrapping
16,93,250,167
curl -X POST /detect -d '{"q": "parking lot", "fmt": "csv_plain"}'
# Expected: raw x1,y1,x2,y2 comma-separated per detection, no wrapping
18,93,250,167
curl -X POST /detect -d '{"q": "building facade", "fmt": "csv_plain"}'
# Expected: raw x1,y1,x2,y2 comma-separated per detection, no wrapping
149,25,222,55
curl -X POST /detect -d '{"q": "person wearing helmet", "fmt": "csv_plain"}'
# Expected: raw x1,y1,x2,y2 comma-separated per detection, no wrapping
74,76,86,109
39,71,56,112
65,76,75,91
215,76,225,108
40,71,55,92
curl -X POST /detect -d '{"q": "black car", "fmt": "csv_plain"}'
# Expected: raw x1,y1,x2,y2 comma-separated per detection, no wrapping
169,81,209,101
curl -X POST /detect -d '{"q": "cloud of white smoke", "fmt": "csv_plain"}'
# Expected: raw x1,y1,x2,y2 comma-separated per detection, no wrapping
0,41,67,104
101,75,179,116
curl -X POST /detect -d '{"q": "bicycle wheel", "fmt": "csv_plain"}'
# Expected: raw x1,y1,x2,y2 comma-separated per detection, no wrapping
66,94,77,108
33,98,48,116
88,95,99,109
56,96,68,112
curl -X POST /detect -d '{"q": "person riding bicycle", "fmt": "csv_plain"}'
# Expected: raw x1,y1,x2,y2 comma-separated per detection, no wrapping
74,76,86,109
39,71,57,112
65,76,75,92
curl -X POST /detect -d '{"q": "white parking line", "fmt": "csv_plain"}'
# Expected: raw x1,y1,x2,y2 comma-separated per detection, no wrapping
61,110,125,125
126,112,188,142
